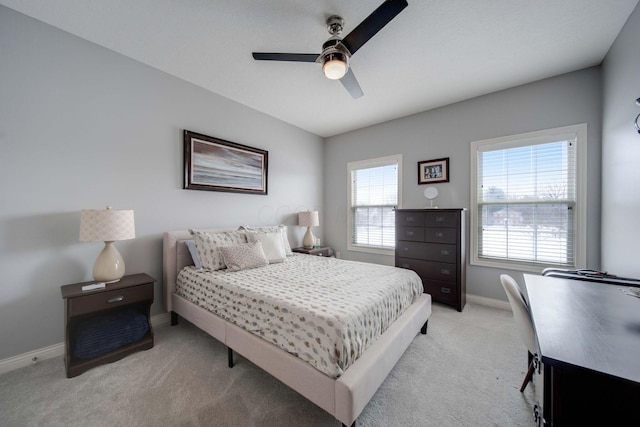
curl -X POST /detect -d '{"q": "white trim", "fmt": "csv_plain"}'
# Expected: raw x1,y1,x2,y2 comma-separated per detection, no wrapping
347,154,403,255
466,293,511,311
0,312,171,375
469,123,587,272
0,342,64,375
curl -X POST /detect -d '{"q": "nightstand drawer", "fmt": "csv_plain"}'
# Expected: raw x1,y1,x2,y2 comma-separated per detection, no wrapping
292,247,334,257
68,283,153,317
311,247,333,257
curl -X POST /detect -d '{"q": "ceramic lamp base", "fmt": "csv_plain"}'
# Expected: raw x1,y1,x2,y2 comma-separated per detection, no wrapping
93,241,125,283
303,227,316,249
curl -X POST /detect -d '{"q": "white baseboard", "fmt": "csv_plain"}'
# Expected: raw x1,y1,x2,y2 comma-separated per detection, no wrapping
0,299,509,376
467,293,511,311
0,312,171,376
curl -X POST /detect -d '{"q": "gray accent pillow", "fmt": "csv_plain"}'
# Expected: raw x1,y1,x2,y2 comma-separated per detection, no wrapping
189,229,247,270
185,240,202,269
219,241,269,272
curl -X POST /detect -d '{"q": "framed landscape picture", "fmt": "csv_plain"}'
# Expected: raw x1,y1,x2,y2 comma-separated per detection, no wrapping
418,157,449,184
184,130,268,194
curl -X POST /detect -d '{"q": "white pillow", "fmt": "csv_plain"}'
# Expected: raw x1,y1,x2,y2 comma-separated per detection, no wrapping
246,231,286,263
189,229,247,270
219,241,269,272
238,224,293,255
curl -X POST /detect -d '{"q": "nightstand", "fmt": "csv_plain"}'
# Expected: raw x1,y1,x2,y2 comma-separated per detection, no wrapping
60,273,155,378
292,246,334,257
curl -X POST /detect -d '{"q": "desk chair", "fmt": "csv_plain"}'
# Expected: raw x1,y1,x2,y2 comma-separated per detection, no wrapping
500,274,538,392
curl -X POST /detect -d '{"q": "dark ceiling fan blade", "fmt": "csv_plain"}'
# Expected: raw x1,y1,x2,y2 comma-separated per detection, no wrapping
252,52,319,62
341,0,408,56
340,68,364,99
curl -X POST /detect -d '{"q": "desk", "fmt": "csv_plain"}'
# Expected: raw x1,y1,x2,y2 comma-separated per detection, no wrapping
524,274,640,426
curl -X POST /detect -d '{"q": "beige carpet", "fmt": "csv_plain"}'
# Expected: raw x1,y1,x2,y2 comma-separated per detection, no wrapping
0,303,536,426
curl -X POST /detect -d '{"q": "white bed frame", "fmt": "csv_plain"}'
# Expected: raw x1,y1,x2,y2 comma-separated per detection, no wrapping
163,229,432,426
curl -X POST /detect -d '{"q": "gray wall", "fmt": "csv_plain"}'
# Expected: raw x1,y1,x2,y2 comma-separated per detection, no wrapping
0,7,324,360
602,3,640,277
324,67,603,301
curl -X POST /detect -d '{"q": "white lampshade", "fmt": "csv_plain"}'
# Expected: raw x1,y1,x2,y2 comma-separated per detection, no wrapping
298,211,319,249
298,211,319,228
80,207,135,283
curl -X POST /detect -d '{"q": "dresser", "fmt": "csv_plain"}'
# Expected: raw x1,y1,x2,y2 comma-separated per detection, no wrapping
395,209,466,311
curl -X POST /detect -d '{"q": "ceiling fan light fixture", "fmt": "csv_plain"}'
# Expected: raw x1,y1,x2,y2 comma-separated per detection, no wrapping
322,51,348,80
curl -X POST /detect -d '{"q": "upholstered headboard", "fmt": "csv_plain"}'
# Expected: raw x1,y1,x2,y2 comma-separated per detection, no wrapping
162,228,234,312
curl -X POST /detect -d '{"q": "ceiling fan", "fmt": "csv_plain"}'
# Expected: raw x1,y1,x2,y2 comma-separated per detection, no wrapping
252,0,408,99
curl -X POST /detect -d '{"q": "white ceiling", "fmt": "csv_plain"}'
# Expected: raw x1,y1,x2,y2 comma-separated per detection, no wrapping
2,0,638,137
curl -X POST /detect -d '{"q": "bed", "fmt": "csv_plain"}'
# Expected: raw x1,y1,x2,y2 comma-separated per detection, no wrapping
163,227,432,426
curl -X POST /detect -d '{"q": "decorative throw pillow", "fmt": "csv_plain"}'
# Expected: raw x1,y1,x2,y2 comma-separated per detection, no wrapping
189,229,247,270
246,231,286,263
185,240,202,269
238,224,293,255
219,241,269,272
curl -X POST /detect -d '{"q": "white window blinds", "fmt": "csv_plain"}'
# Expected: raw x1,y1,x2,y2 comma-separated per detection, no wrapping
472,124,586,270
348,155,401,252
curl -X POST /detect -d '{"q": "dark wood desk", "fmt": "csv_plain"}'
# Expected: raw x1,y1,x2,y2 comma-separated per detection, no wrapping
524,274,640,426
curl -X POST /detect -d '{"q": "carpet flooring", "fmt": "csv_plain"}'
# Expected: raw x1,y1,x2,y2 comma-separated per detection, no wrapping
0,302,537,426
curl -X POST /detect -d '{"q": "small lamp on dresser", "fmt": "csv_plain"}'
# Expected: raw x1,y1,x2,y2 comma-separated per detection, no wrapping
298,210,319,249
79,206,135,283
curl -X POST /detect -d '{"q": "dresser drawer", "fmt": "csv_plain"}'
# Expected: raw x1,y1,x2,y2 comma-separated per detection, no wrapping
68,283,153,317
425,211,459,228
397,226,425,242
422,279,458,304
397,258,457,283
396,211,425,227
423,227,457,244
396,241,456,263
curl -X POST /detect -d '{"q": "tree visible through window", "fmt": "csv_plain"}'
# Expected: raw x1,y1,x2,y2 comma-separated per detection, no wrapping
471,124,586,270
348,155,402,253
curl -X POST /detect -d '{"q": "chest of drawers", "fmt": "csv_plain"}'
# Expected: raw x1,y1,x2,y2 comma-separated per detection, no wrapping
395,209,466,311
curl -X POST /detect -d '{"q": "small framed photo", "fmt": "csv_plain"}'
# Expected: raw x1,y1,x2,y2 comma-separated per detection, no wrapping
418,157,449,184
184,130,268,195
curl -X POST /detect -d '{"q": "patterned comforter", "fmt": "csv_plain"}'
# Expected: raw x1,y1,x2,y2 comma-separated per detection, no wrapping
176,254,423,378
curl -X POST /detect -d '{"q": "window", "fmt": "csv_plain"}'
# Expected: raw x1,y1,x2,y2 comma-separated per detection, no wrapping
470,124,586,271
347,154,402,254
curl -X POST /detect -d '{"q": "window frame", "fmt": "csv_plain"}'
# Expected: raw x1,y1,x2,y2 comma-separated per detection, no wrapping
347,154,403,255
470,124,587,272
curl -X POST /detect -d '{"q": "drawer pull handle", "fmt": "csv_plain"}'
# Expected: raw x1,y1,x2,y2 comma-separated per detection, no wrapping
436,216,445,222
108,296,124,303
435,232,444,238
441,287,451,294
403,247,409,251
441,269,450,275
406,231,414,236
441,250,450,256
407,216,415,222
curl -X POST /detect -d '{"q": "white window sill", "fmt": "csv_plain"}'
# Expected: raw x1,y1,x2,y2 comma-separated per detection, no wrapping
347,244,395,256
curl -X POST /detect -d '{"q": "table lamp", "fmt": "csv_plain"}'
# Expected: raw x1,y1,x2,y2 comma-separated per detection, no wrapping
298,211,319,249
80,206,135,283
